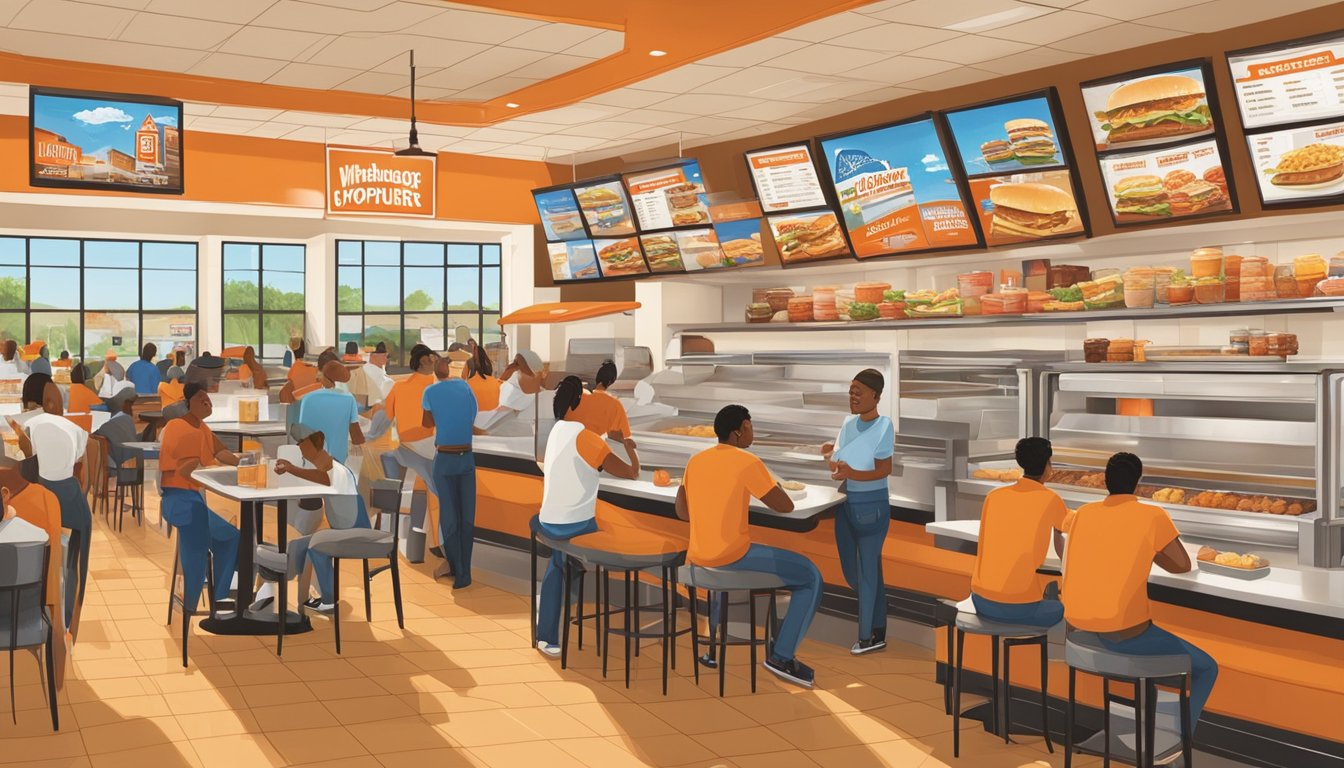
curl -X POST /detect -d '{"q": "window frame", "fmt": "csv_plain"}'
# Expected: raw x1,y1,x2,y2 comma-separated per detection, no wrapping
220,240,306,361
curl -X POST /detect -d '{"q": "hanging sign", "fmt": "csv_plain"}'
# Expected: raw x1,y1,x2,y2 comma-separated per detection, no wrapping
326,146,436,218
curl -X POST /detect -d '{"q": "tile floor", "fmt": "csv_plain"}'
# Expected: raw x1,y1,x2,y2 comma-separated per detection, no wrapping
0,497,1242,768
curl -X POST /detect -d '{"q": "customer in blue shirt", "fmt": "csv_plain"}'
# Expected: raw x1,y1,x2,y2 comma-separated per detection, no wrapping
127,343,162,395
296,360,364,463
822,369,895,655
422,356,483,589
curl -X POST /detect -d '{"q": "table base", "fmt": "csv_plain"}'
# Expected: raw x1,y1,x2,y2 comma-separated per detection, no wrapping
200,607,312,636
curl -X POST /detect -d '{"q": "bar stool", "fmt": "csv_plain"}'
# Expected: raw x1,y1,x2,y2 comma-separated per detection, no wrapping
1064,631,1194,768
528,516,601,654
678,565,783,697
166,533,215,668
952,610,1055,758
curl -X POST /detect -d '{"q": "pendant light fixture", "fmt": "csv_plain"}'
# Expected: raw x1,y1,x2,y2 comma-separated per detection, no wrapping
395,50,434,157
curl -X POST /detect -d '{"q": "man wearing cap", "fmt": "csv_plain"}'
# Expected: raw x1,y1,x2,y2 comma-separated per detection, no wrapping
423,356,484,588
159,381,241,617
296,360,364,466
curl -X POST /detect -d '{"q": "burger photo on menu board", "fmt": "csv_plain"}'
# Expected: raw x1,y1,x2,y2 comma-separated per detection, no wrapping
575,181,635,236
594,237,647,276
1099,138,1232,223
987,182,1079,241
1084,69,1214,151
639,233,685,273
767,211,851,265
1006,119,1058,164
1111,175,1170,218
944,93,1065,176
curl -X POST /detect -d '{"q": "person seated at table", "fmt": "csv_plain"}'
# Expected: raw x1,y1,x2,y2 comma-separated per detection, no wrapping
97,352,134,399
29,343,52,377
463,345,501,412
0,339,29,376
158,382,241,617
971,437,1067,629
159,365,186,409
10,373,90,625
228,346,267,391
423,355,483,589
675,404,821,688
157,350,184,380
95,388,140,462
297,360,364,465
279,340,318,404
128,343,161,395
1062,452,1218,737
566,360,631,443
341,341,364,364
362,342,394,408
0,454,70,685
54,350,72,369
535,376,640,657
163,354,227,422
270,424,371,615
67,362,102,414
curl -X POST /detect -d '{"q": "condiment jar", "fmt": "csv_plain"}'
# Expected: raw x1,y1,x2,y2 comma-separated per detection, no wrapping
1248,330,1269,356
1275,265,1299,298
1123,268,1156,309
1191,247,1223,279
1229,328,1250,353
1154,267,1177,304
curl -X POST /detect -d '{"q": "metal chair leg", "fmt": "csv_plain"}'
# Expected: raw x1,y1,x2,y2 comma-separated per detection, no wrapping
332,558,342,655
953,627,964,758
660,567,669,696
669,567,678,671
689,587,700,685
601,570,611,679
1040,637,1054,753
1144,679,1158,768
623,570,632,688
991,636,1001,738
389,553,404,629
717,591,728,698
1065,666,1075,768
362,560,372,621
1102,677,1111,768
749,591,758,694
577,569,586,651
1135,679,1145,768
1003,637,1012,744
1180,675,1193,768
276,575,286,657
529,531,538,646
633,570,640,659
44,623,58,731
944,621,954,715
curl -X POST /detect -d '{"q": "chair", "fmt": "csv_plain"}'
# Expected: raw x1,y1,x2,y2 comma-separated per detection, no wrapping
679,565,783,697
83,435,111,520
254,540,308,657
0,541,58,730
113,452,145,532
951,610,1055,758
1064,631,1194,768
166,534,216,668
527,516,606,659
306,478,405,654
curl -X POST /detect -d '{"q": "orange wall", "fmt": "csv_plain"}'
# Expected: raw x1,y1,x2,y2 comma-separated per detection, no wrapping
0,114,557,225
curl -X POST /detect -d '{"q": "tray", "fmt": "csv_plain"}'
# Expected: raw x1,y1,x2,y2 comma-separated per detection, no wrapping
1142,346,1287,362
1197,560,1270,580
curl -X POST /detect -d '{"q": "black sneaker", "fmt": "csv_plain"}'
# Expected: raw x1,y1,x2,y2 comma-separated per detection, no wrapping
764,656,815,688
698,653,718,669
851,636,887,655
303,598,335,616
873,626,887,644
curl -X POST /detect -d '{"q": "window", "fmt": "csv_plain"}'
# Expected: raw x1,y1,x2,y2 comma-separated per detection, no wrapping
335,240,501,364
222,242,305,360
0,236,197,369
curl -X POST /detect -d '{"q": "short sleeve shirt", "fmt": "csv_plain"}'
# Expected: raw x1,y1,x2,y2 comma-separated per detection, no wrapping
832,415,895,493
384,373,434,443
159,418,217,491
1061,495,1180,633
683,444,777,567
972,478,1068,604
566,390,631,439
422,379,478,446
296,388,360,462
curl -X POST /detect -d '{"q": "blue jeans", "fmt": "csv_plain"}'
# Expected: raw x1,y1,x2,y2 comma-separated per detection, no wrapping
706,543,822,662
971,593,1064,628
835,488,890,640
536,518,600,646
1099,623,1219,735
431,451,476,587
307,494,372,604
161,488,239,612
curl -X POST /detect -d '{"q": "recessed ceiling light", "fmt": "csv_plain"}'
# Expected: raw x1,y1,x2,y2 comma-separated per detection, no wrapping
505,102,520,108
945,6,1049,33
648,49,667,57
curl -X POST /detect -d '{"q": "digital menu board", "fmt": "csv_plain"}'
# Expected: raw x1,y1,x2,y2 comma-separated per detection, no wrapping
624,162,709,230
532,187,586,241
593,237,648,278
1097,138,1234,225
1247,121,1344,204
30,87,184,194
573,178,636,237
1228,32,1344,130
967,171,1086,247
1081,63,1217,152
744,143,829,212
818,115,979,260
945,93,1067,175
547,240,600,281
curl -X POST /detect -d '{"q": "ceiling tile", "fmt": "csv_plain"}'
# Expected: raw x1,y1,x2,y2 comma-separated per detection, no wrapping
0,28,206,70
718,100,814,121
344,117,414,132
144,0,279,24
777,12,876,42
692,66,818,97
1072,0,1207,20
563,29,624,58
983,10,1114,44
901,65,1000,92
653,93,764,116
211,105,285,120
1140,0,1331,34
463,126,544,143
761,44,888,76
865,0,1040,28
667,115,762,135
306,34,486,70
502,24,602,53
554,121,654,139
790,77,901,103
271,110,365,128
696,37,811,68
628,64,739,94
582,88,671,109
412,6,544,44
839,85,922,104
412,122,473,138
327,130,399,147
1029,0,1085,6
974,46,1085,75
506,53,594,80
510,104,623,125
418,47,549,90
189,116,266,133
250,0,440,35
76,0,151,8
1051,22,1183,54
452,76,539,101
118,13,239,48
597,108,692,127
218,26,327,60
907,33,1032,64
280,126,329,142
521,134,608,151
332,71,408,96
846,54,958,83
791,100,864,121
827,23,962,54
489,146,551,160
265,62,364,89
0,0,25,25
447,139,509,154
184,103,216,118
10,0,135,37
299,0,390,9
187,52,288,82
855,1,914,15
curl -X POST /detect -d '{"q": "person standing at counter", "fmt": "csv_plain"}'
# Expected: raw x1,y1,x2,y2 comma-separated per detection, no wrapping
297,360,364,465
159,382,241,618
822,369,895,655
422,357,481,589
567,360,631,443
676,404,821,688
535,376,640,657
970,437,1067,628
1062,452,1218,736
54,350,72,369
464,345,501,412
67,362,102,414
128,343,160,395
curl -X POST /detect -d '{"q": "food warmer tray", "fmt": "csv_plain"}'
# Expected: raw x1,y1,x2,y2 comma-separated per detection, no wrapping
1197,561,1271,580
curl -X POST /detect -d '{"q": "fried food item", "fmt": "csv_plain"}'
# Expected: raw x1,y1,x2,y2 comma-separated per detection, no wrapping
972,468,1023,482
1214,551,1241,566
1151,487,1187,504
1197,545,1217,562
652,469,672,487
1205,548,1269,569
662,425,717,438
780,480,806,491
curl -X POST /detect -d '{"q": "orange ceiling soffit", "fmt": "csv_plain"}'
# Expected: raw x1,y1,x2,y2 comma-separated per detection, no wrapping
2,0,872,128
499,301,641,325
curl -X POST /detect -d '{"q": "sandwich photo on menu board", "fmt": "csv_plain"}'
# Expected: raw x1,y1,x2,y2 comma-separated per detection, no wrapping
1098,138,1233,223
766,211,851,265
549,241,599,281
945,94,1065,175
1248,120,1344,203
574,180,635,237
625,163,710,230
593,237,648,277
1081,66,1215,151
639,233,686,273
1228,33,1344,130
675,229,729,271
967,171,1084,246
819,118,979,259
533,188,585,241
711,219,767,268
745,144,828,212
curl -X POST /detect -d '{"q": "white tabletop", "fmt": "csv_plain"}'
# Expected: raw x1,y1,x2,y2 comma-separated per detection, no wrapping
599,475,844,521
208,421,287,436
193,465,341,501
926,519,1344,620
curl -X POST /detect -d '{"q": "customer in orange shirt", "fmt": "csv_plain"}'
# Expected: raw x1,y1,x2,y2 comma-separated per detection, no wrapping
463,345,501,412
1062,452,1218,735
279,340,317,404
67,361,102,414
567,360,631,442
971,437,1067,628
675,404,821,688
158,365,186,409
